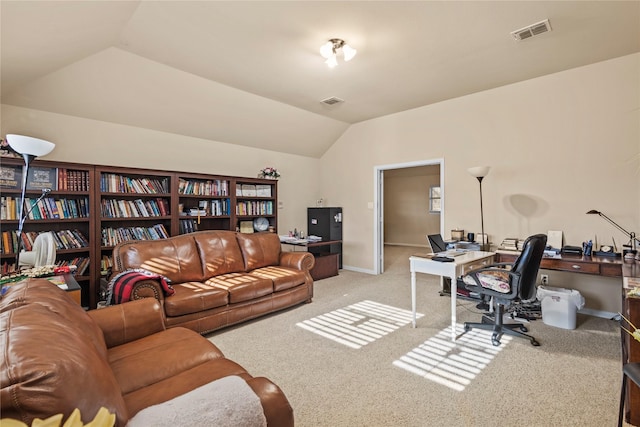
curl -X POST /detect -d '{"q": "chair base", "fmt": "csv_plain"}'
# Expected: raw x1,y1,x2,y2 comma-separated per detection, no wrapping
464,312,540,347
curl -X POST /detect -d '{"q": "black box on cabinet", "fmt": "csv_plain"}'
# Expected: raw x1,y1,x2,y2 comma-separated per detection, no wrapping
307,207,342,241
307,207,342,269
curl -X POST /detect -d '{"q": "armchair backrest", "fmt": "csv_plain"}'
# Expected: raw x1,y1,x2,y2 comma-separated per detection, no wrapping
511,234,547,300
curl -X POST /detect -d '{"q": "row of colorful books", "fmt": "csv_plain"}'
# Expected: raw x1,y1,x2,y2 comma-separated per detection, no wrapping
179,219,199,234
1,196,90,220
178,178,229,196
0,229,89,255
100,198,169,218
100,173,170,194
236,200,274,216
51,229,90,250
100,224,170,247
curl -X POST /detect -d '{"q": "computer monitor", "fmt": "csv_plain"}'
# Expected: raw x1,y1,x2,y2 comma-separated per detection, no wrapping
427,234,447,253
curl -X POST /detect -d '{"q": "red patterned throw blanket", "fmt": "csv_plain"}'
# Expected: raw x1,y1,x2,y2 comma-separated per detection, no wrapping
107,269,174,305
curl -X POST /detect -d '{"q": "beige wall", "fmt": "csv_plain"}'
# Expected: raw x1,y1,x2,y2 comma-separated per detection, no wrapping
2,53,638,312
0,105,321,235
384,165,440,246
320,53,639,311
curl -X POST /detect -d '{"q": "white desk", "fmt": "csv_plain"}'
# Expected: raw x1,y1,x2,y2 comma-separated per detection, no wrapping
410,251,495,341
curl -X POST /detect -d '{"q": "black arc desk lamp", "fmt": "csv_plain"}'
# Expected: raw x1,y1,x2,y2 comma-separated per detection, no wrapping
586,210,638,256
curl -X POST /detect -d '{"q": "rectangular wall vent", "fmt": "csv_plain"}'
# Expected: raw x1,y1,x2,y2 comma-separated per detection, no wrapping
321,96,344,105
511,19,552,41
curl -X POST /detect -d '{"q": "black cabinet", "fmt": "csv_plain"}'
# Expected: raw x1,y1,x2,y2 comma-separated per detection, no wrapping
307,207,342,269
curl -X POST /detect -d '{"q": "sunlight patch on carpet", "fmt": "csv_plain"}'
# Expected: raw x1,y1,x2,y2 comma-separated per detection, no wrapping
393,324,511,391
296,300,423,349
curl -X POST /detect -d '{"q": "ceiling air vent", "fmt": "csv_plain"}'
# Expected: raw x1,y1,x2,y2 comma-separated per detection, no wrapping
321,96,344,106
510,19,552,41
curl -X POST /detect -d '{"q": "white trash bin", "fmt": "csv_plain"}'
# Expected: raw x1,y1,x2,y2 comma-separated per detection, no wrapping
536,285,585,330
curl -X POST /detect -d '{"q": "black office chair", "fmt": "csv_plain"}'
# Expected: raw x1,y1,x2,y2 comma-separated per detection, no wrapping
462,233,547,346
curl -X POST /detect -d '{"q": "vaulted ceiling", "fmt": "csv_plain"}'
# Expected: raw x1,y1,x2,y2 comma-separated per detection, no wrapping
2,1,639,158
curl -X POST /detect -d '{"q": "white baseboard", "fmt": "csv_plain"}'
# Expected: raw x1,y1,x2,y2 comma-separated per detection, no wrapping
342,265,376,275
578,307,618,320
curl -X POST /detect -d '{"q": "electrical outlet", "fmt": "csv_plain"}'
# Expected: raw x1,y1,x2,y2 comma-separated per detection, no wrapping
541,274,549,285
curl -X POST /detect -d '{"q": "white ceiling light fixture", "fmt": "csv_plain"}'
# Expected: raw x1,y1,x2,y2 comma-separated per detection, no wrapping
320,38,357,68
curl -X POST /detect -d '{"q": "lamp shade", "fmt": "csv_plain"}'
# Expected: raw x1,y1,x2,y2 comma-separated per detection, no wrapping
6,134,55,157
342,44,357,61
467,166,491,178
320,41,334,59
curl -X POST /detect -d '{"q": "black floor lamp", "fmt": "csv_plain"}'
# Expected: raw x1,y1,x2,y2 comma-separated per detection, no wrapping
6,134,56,269
468,166,491,251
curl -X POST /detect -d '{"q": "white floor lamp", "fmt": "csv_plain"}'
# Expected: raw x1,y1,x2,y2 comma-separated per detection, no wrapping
468,166,491,251
6,134,56,269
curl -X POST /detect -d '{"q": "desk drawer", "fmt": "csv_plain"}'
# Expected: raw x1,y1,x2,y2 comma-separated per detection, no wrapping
542,259,600,275
461,256,494,275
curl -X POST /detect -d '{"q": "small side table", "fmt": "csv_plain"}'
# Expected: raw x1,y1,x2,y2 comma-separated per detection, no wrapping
46,274,81,305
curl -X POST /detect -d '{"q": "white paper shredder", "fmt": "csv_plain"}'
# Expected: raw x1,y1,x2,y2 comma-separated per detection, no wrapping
536,285,585,330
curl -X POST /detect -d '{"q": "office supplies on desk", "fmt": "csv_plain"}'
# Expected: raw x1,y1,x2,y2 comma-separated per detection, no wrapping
561,245,583,255
432,256,455,262
427,234,465,257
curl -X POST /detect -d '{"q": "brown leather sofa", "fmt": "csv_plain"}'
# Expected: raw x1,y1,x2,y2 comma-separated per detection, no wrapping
0,279,294,426
110,230,315,334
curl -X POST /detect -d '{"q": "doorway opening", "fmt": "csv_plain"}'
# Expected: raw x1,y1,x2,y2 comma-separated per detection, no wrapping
374,159,444,274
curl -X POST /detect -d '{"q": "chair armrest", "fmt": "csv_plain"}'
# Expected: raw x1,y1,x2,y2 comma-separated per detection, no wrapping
464,268,521,300
279,251,315,271
87,298,165,348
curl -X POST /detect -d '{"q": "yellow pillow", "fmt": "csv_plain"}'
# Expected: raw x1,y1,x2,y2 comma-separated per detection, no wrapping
0,407,114,427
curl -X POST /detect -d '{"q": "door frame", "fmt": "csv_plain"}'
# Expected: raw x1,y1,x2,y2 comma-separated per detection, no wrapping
373,158,444,274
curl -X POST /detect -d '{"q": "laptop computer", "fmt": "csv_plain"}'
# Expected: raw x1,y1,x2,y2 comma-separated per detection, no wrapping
427,234,465,257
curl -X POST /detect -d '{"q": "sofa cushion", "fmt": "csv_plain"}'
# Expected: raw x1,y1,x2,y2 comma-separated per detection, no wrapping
108,327,224,395
249,266,307,292
0,301,128,426
193,231,245,277
163,283,229,317
114,234,204,283
206,273,273,303
236,233,281,271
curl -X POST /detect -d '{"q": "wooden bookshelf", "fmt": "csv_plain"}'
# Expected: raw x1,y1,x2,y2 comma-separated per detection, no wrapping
1,157,95,308
1,157,278,309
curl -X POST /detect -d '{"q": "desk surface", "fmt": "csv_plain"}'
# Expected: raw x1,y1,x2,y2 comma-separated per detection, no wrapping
495,250,623,277
280,239,342,248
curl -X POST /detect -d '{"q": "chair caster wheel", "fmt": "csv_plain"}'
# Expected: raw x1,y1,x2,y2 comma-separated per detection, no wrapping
491,338,501,346
464,324,471,332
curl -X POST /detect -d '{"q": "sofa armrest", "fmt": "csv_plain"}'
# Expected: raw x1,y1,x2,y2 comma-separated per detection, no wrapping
87,298,165,348
279,251,315,271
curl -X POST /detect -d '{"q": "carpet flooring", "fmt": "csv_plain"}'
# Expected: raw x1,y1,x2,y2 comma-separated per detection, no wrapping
208,245,625,426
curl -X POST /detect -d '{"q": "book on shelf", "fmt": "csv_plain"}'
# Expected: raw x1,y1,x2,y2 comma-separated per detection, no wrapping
1,196,18,220
179,219,199,234
499,238,519,251
26,166,57,191
0,164,22,190
239,221,254,234
240,184,257,197
57,168,90,192
256,185,272,197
